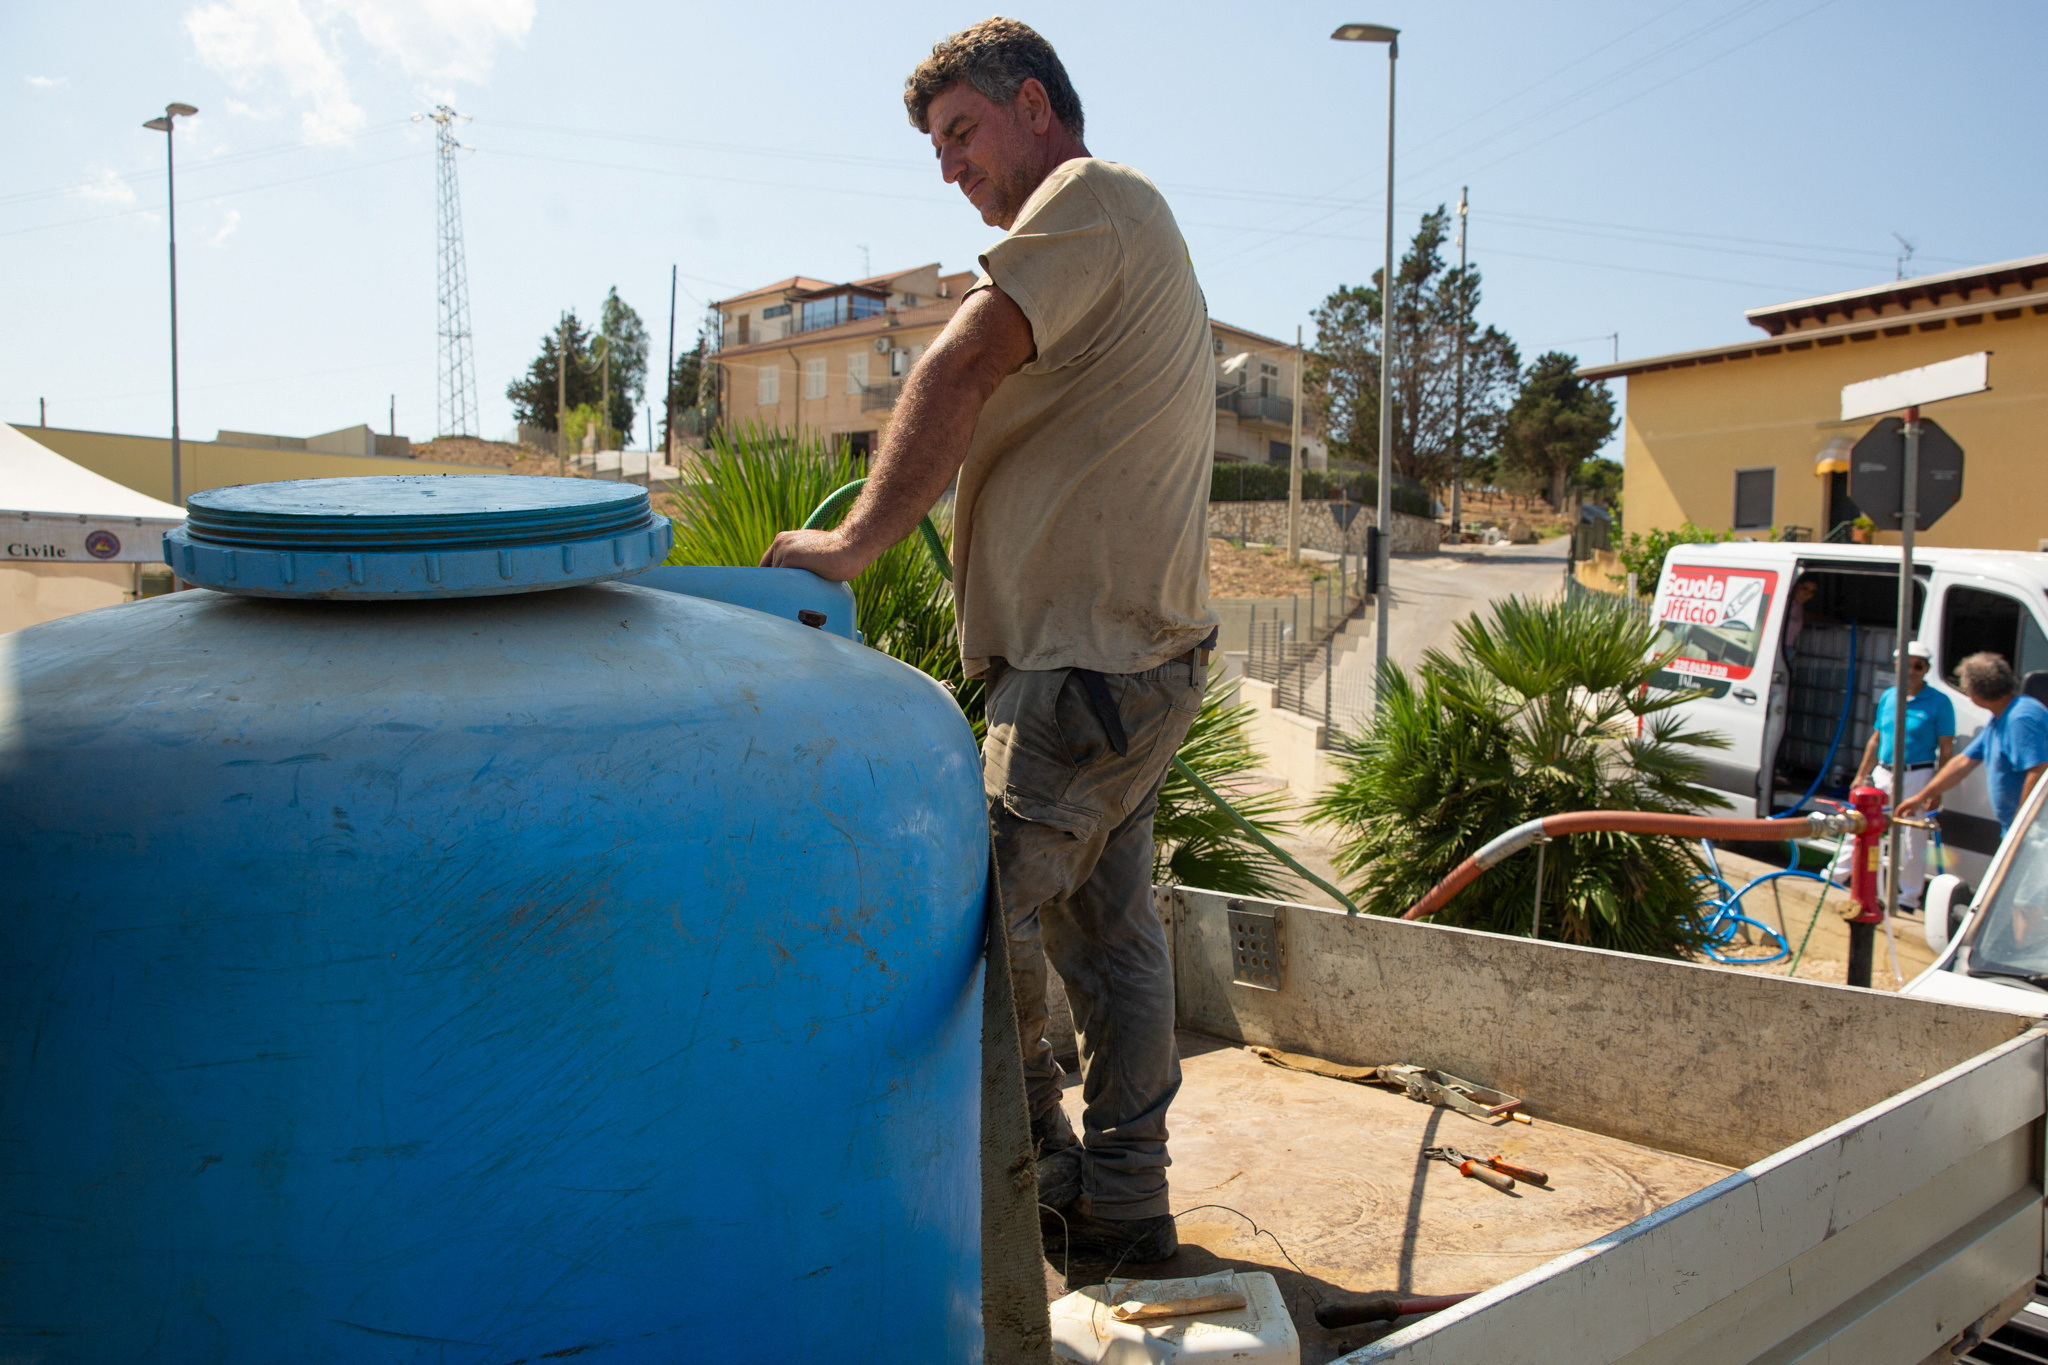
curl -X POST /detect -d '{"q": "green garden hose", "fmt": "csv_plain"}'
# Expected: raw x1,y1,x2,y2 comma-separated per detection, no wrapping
803,482,1361,915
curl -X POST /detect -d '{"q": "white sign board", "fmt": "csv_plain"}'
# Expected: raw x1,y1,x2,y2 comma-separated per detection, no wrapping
5,513,179,564
1840,351,1990,422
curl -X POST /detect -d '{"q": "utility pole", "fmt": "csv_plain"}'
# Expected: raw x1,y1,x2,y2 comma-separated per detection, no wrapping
1373,39,1398,680
39,398,46,427
665,265,678,462
600,335,611,452
389,395,395,437
143,102,197,505
1287,327,1304,563
556,313,569,476
1450,187,1468,539
416,106,479,438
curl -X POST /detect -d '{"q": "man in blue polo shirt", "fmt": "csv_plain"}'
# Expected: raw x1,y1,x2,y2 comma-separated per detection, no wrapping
1845,639,1954,909
1902,652,2048,835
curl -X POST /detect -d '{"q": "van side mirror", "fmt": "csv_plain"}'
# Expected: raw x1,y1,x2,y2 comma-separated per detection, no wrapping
1922,874,1971,954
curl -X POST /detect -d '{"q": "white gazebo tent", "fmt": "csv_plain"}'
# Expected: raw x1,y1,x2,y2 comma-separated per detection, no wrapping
3,423,186,633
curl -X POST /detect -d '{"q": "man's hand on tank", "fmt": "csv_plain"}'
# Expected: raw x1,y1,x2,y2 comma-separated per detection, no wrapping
761,528,873,582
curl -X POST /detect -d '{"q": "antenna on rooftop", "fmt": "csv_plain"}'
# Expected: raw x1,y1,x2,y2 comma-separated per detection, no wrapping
413,106,479,438
1891,233,1916,281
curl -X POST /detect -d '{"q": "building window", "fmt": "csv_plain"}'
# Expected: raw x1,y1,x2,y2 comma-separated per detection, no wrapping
804,358,827,400
1941,586,2048,681
762,304,791,319
900,293,919,307
1268,441,1291,465
736,313,750,345
889,347,911,377
1212,336,1225,356
846,351,869,395
800,292,886,333
756,365,779,406
1732,468,1774,530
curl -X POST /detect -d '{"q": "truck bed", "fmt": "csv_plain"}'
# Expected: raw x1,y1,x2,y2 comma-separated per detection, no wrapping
1048,1032,1734,1363
1036,888,2046,1365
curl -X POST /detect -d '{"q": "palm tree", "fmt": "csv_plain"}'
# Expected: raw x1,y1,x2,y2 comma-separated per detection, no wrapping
1312,594,1725,956
662,424,1297,895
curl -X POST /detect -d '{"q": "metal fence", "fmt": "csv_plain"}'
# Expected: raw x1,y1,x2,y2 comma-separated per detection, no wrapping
1563,574,1653,625
1243,554,1372,733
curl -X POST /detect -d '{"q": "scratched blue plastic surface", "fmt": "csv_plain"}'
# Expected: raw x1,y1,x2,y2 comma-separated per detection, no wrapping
628,564,860,639
0,578,986,1360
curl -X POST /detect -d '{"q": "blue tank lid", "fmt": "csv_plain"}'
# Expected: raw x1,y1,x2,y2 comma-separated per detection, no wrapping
164,475,672,600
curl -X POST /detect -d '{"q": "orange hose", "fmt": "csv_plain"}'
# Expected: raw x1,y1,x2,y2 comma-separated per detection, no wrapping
1400,809,1863,921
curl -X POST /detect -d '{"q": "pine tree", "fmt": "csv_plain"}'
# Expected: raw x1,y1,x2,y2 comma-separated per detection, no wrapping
1501,352,1619,508
1307,208,1520,490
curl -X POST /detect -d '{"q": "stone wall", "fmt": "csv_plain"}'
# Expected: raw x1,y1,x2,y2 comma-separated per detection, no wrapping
1209,500,1438,555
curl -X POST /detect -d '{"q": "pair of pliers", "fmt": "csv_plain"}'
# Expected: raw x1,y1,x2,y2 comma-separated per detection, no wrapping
1423,1146,1548,1192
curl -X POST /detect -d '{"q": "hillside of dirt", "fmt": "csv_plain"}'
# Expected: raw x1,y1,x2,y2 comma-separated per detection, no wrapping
415,436,590,478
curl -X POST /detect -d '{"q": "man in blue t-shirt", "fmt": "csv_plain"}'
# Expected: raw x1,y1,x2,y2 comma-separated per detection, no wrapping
1846,640,1955,908
1902,652,2048,835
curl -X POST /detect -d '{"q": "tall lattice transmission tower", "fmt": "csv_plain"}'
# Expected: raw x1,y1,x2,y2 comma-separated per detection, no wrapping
416,106,479,437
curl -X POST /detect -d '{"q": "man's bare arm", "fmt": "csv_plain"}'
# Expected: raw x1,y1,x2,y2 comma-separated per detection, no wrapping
1898,753,1980,816
761,285,1036,581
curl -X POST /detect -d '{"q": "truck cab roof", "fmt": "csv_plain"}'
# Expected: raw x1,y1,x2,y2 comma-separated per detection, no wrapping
1671,540,2048,591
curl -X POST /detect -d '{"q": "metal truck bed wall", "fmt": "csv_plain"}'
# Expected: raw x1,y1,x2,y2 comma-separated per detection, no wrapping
1162,888,2044,1365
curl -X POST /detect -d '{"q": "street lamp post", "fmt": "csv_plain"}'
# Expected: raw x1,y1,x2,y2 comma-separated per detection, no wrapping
1331,23,1399,685
143,102,198,506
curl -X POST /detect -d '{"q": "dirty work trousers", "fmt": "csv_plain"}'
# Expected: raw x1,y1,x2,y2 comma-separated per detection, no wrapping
982,656,1203,1222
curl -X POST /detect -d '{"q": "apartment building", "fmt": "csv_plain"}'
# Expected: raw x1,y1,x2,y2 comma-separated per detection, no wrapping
710,264,1322,465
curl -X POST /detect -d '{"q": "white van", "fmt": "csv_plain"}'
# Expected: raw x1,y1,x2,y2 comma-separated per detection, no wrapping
1649,541,2048,889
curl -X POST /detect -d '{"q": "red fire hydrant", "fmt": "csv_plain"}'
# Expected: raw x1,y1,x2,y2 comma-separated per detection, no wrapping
1845,784,1892,986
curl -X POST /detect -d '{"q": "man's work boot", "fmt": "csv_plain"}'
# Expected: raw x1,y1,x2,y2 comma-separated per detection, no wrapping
1042,1206,1179,1269
1033,1104,1082,1210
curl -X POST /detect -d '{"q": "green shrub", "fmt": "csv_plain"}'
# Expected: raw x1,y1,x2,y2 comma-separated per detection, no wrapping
1311,595,1725,956
1611,523,1730,597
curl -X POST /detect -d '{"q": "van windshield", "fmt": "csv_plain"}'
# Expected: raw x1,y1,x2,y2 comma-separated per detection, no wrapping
1649,565,1779,697
1968,800,2048,985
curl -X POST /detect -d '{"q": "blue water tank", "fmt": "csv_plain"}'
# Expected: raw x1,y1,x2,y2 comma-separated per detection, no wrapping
0,477,987,1361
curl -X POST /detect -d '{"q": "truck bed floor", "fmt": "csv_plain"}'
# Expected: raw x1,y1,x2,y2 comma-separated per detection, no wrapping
1047,1030,1734,1363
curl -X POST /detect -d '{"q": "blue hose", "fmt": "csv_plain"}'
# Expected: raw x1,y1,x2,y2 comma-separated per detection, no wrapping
1772,619,1857,820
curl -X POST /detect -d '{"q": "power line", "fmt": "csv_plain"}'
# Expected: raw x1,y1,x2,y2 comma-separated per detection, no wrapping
0,151,423,240
0,120,412,211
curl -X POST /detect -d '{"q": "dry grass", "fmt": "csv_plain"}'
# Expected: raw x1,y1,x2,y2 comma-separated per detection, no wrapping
416,436,591,478
1208,538,1330,598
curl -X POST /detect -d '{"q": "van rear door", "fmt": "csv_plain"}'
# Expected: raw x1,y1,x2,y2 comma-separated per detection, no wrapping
1648,550,1788,816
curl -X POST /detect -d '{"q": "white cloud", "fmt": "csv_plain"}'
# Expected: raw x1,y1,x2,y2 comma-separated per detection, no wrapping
334,0,535,86
75,169,139,206
208,210,243,246
26,75,69,89
180,0,532,141
185,0,365,140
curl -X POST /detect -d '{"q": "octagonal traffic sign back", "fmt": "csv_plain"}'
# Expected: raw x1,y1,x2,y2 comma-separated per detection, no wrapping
1849,416,1965,531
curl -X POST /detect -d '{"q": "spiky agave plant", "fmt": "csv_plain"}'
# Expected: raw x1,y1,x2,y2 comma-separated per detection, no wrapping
665,424,1298,892
1311,594,1725,957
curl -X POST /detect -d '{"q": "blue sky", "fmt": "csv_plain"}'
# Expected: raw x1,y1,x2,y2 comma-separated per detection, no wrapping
4,0,2042,457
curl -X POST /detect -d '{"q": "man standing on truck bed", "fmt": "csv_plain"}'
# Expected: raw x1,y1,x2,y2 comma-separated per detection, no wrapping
1901,653,2048,835
762,18,1217,1268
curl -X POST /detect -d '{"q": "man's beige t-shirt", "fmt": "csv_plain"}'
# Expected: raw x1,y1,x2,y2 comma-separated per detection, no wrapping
953,157,1216,679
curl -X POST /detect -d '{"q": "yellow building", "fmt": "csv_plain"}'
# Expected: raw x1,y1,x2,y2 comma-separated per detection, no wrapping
16,422,488,506
710,264,1321,465
1581,254,2048,549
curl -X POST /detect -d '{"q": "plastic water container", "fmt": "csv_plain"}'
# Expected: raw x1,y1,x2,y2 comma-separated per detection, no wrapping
0,476,987,1361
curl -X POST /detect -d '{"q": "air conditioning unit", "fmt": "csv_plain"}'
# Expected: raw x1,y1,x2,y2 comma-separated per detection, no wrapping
873,338,890,354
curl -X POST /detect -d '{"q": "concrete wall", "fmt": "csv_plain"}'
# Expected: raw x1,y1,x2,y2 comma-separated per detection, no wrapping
0,561,134,635
1210,501,1439,555
15,426,490,505
1621,307,2048,550
1167,886,2026,1169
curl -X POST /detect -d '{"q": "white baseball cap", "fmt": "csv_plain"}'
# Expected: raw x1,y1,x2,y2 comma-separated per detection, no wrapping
1907,640,1933,661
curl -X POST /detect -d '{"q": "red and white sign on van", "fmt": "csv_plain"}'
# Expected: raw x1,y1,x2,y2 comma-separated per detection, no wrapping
1651,565,1779,683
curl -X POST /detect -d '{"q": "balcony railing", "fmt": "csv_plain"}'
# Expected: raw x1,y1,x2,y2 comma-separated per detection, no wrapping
860,380,902,412
1216,389,1295,426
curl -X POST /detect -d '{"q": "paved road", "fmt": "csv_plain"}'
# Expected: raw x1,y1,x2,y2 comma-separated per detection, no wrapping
1323,536,1573,725
1267,536,1574,910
